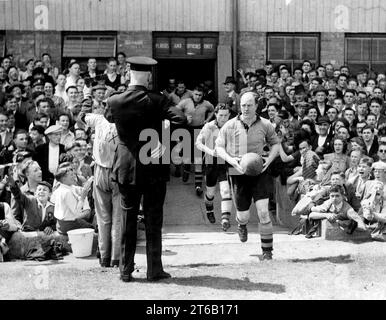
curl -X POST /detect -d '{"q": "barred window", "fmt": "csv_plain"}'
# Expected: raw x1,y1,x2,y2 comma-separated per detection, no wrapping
346,34,386,75
267,33,320,72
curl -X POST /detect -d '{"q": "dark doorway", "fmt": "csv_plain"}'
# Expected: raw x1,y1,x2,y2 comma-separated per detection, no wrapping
155,59,216,93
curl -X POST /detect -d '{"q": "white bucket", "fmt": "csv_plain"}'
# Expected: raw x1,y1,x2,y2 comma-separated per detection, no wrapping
67,228,94,258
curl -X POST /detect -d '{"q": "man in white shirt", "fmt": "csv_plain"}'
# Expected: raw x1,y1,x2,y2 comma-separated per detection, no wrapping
55,74,68,103
51,162,93,235
78,102,122,267
65,62,80,91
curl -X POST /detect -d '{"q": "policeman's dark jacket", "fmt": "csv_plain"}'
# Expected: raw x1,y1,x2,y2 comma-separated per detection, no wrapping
108,85,187,186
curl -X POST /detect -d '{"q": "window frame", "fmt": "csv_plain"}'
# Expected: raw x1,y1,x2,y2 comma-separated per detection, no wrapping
61,31,117,71
0,32,5,57
345,33,386,75
266,33,321,73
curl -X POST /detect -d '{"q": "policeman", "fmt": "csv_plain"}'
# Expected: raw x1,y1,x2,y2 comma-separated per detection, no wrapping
108,56,187,282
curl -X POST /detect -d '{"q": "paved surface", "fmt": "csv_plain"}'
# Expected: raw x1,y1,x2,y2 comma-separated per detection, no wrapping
1,175,386,300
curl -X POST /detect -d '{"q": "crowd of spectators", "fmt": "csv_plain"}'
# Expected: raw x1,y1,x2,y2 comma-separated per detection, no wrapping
232,60,386,240
0,52,132,261
1,51,386,261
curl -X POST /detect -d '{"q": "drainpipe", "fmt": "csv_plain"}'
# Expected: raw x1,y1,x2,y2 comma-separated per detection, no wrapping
232,0,239,78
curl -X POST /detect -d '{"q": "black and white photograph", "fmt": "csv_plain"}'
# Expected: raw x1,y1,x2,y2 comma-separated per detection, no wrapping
0,0,385,308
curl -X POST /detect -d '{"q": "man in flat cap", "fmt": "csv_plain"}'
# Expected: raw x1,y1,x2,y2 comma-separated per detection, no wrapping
108,56,187,282
223,76,240,115
33,125,66,185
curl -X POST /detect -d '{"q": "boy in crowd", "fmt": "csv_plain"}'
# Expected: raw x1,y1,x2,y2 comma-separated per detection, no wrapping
308,184,367,238
51,162,94,235
8,172,56,235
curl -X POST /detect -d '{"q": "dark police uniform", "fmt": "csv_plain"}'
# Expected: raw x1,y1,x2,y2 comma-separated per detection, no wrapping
107,57,187,281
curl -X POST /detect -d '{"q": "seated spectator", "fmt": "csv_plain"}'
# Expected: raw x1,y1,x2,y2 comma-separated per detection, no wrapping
306,185,366,238
11,159,43,223
346,156,373,201
0,112,13,149
320,137,350,185
8,173,56,235
350,136,366,155
0,200,19,261
51,162,94,235
286,138,320,200
311,116,332,157
345,149,362,182
362,161,386,200
360,182,386,241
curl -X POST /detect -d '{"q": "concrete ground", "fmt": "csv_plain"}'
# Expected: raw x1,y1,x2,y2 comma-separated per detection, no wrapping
1,175,386,300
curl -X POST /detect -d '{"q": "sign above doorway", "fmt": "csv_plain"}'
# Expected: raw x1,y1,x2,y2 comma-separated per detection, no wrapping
154,33,218,59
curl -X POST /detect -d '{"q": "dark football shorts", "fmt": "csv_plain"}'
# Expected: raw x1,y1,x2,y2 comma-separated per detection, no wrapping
205,163,228,187
229,171,273,211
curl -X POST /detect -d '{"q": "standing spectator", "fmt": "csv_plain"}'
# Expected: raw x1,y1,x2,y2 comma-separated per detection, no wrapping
20,58,35,81
54,74,68,103
42,53,59,80
101,58,123,91
169,80,192,106
65,62,81,91
33,125,66,185
0,112,13,150
78,106,122,268
58,113,75,150
223,76,240,115
176,86,215,196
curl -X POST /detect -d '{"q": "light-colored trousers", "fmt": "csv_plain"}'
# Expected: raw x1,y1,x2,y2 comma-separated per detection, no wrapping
93,164,122,261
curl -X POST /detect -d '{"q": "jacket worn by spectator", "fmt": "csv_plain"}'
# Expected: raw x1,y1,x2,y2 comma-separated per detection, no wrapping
9,181,56,232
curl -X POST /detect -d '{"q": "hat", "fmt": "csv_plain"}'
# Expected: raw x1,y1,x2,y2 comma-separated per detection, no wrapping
25,58,35,66
32,67,45,77
37,181,52,192
312,77,324,85
91,84,107,92
224,76,237,85
44,125,62,135
32,79,44,88
372,161,386,171
126,56,157,72
317,115,330,125
7,82,24,93
294,84,306,95
313,86,327,95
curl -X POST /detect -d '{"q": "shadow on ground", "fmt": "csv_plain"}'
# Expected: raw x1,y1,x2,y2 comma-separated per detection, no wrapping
289,254,354,264
137,275,286,293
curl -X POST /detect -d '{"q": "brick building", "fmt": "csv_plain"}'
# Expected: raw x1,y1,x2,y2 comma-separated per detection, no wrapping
0,0,385,101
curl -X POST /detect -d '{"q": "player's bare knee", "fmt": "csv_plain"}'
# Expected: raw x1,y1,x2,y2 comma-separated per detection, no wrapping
219,182,230,199
206,186,216,198
236,210,250,225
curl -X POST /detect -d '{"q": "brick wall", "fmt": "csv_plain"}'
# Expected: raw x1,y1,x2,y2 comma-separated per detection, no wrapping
238,32,267,72
117,31,153,57
320,32,345,68
5,31,61,69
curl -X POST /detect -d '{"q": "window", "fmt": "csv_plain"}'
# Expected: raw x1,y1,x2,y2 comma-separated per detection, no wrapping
62,32,117,71
345,34,386,75
267,33,320,72
0,33,5,57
